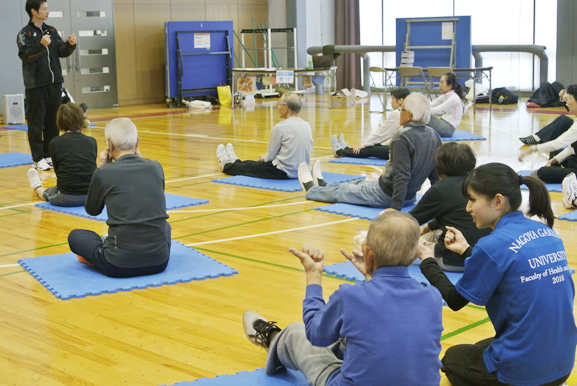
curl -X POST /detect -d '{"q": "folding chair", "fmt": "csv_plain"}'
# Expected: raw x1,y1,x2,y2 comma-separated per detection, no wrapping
427,67,453,97
397,66,433,100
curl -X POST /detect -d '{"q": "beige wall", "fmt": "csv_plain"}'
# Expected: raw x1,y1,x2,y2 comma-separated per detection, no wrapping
114,0,268,106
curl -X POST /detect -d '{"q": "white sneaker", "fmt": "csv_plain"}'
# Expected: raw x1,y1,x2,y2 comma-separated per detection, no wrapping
27,168,43,190
216,144,229,171
312,160,326,187
330,135,341,157
338,133,349,149
45,157,53,168
243,311,281,350
297,162,314,192
226,143,239,163
34,158,51,171
562,172,577,209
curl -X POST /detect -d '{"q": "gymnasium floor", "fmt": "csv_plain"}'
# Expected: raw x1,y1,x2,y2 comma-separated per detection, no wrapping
1,93,576,385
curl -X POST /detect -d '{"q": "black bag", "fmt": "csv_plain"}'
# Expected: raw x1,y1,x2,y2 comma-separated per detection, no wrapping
527,81,565,108
491,87,519,105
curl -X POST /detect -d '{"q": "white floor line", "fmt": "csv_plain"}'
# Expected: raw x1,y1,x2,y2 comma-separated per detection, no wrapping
0,202,37,211
186,217,359,247
169,201,310,213
166,173,223,184
0,264,21,268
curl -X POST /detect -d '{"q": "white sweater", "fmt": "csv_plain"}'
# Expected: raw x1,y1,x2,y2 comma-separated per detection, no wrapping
366,109,402,146
430,90,463,129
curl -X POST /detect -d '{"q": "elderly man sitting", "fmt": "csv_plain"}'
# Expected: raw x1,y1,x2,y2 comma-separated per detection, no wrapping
68,118,171,278
299,93,441,210
242,211,444,385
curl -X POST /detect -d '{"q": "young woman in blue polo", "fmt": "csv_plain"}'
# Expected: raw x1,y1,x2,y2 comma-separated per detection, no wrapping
418,162,576,386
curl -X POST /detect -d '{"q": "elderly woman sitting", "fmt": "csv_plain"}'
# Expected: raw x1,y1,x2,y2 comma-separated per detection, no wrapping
68,118,171,278
298,93,442,210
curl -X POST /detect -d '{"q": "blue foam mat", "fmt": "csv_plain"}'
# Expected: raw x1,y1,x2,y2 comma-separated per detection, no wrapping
314,195,422,220
441,130,486,141
2,123,95,131
160,368,307,386
18,241,238,300
559,211,577,221
213,172,365,192
35,193,208,221
0,152,33,168
329,157,388,166
518,170,562,192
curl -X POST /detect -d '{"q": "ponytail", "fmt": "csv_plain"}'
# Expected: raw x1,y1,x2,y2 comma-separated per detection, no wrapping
522,175,555,228
444,72,466,103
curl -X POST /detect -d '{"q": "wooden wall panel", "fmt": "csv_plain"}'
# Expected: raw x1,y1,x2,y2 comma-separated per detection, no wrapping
114,4,138,101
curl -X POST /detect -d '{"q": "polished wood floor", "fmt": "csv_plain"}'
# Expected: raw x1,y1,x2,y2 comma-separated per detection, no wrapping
1,94,576,385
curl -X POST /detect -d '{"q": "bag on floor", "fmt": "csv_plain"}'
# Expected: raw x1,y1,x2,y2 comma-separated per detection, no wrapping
491,87,519,105
527,81,565,108
217,83,232,106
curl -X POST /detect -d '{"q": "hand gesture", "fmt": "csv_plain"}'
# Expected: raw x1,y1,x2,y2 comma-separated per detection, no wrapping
256,155,265,162
560,89,567,102
518,145,534,162
546,158,558,167
416,237,434,261
444,226,470,255
352,145,366,154
340,246,371,280
134,147,142,157
98,148,111,167
289,245,324,274
68,33,77,45
40,34,51,47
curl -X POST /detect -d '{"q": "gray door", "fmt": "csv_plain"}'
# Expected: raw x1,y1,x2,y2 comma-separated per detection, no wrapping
20,0,118,108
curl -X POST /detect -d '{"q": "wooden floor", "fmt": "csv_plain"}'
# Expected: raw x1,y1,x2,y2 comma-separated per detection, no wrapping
1,94,577,386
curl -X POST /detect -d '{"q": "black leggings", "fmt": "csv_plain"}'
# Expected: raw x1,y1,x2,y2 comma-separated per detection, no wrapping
337,144,389,160
535,115,574,142
537,149,577,183
223,160,289,179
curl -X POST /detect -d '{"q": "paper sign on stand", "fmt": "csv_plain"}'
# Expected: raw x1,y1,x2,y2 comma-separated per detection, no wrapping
276,70,294,84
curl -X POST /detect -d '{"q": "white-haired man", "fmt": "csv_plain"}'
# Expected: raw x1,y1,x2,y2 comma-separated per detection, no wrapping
243,211,443,385
216,91,313,179
299,93,441,210
68,118,171,277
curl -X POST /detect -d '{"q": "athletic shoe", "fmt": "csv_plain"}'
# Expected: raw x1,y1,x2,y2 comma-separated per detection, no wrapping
34,158,51,171
312,160,327,187
226,143,239,163
562,172,577,209
243,311,281,350
216,144,229,171
330,135,341,157
338,133,349,149
297,162,314,192
27,168,43,190
519,135,539,145
45,157,53,168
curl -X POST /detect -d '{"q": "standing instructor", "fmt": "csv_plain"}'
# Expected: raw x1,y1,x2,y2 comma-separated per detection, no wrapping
18,0,76,171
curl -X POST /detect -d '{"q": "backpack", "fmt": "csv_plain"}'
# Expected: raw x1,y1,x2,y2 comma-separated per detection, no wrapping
527,81,565,108
491,87,519,105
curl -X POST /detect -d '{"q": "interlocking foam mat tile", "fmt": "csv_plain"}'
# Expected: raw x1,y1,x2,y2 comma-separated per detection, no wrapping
0,152,33,168
518,170,562,192
314,195,422,220
159,368,307,386
212,172,365,192
18,241,238,300
329,157,388,166
34,193,208,221
441,130,486,141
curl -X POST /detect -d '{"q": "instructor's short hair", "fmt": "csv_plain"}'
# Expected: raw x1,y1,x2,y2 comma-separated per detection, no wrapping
105,118,138,150
435,142,476,177
281,92,302,114
26,0,44,19
366,211,420,267
57,103,84,133
403,93,431,124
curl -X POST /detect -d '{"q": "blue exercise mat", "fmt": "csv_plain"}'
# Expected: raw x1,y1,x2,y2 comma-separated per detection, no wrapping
441,130,486,141
35,193,208,221
559,211,577,221
18,241,238,300
329,157,388,166
314,195,422,220
160,368,307,386
2,123,95,131
0,152,33,168
213,172,365,192
518,170,562,192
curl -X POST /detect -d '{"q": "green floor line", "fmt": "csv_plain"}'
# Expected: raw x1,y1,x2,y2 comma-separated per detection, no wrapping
466,304,486,311
0,242,68,259
174,208,314,239
441,317,491,340
0,270,26,277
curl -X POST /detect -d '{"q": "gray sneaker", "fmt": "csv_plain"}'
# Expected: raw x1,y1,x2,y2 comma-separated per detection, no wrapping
216,144,229,171
243,311,281,350
226,143,239,163
562,172,577,209
338,133,349,149
330,135,342,157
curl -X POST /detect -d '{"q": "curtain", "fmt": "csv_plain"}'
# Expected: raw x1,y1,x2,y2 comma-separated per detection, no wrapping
335,0,362,90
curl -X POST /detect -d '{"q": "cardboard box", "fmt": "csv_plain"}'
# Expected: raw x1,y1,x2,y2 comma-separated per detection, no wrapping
330,88,355,109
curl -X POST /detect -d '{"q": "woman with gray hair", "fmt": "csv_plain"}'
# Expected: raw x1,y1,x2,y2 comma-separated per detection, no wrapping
298,93,441,210
68,118,171,277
